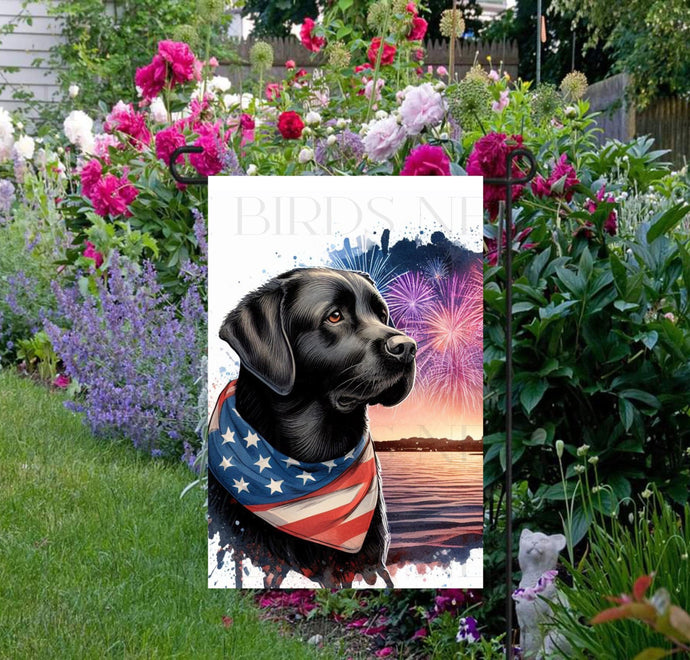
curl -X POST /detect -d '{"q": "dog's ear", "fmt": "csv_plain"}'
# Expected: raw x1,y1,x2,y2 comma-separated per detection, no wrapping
219,280,295,395
353,270,376,287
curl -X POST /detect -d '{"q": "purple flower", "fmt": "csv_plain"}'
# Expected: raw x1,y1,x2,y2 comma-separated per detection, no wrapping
456,616,480,643
315,130,365,167
0,179,15,221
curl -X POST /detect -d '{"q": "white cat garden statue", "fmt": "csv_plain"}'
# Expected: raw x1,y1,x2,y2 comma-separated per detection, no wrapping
513,529,572,659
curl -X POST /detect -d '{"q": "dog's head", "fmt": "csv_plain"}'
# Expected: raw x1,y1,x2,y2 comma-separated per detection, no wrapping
220,267,416,412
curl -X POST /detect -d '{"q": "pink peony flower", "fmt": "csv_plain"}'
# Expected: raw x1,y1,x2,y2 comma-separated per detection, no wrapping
412,627,428,640
362,116,406,162
265,82,281,101
80,159,102,199
492,89,510,112
135,40,200,100
92,133,120,162
239,113,255,146
105,101,151,149
277,111,304,139
190,131,225,176
83,240,104,268
412,48,425,62
399,82,446,135
355,63,373,73
531,153,579,202
367,38,396,66
90,172,139,218
466,132,525,219
53,374,71,388
485,226,536,266
155,125,186,165
400,144,451,175
375,649,394,658
300,18,325,52
285,59,296,69
584,185,617,236
407,16,428,41
208,56,219,68
437,65,448,77
406,2,418,15
364,77,385,102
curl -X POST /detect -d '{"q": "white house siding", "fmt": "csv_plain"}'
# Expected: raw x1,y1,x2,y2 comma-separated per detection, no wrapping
0,0,63,113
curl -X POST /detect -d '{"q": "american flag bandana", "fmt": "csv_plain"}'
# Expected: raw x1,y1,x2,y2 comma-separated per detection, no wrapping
208,381,379,554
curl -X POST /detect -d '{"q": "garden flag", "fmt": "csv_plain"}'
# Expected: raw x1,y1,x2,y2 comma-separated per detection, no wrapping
208,177,484,589
208,380,379,553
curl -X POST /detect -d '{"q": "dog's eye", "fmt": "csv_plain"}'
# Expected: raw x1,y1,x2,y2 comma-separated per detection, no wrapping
327,310,343,323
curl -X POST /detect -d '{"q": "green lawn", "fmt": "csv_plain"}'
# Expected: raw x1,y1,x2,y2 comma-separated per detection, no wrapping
0,371,327,659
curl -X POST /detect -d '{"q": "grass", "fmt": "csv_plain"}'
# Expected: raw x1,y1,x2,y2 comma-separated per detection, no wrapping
0,370,328,659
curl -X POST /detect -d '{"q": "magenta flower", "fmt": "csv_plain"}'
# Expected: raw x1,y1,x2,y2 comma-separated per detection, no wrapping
89,173,139,218
407,16,428,41
531,153,580,202
154,125,186,165
53,374,71,388
83,240,104,268
136,40,200,100
374,648,394,657
400,144,451,176
584,185,618,236
300,18,325,52
80,159,102,199
190,124,226,176
104,101,151,150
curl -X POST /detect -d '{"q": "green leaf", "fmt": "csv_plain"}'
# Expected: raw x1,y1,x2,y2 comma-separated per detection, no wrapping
578,246,593,282
520,379,548,414
556,267,585,296
632,648,671,660
619,389,661,410
619,396,635,431
527,428,548,446
646,202,690,243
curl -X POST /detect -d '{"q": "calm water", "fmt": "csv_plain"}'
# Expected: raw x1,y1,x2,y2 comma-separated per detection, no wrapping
379,451,482,552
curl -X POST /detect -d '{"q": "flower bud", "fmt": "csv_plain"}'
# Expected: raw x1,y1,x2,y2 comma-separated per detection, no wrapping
305,110,321,126
246,164,258,175
298,147,314,164
555,440,564,459
326,135,337,146
69,84,80,98
576,444,589,456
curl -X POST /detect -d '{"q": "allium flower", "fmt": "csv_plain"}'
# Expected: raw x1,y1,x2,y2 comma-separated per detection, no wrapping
560,70,588,102
446,78,491,130
399,83,446,135
315,129,364,166
300,18,325,53
367,0,389,31
362,115,406,162
400,144,451,176
104,101,151,149
13,135,34,160
367,38,396,67
79,159,103,199
277,111,304,139
466,132,526,219
249,41,274,73
531,153,579,202
90,172,139,217
456,616,480,643
325,40,351,69
531,83,562,122
439,9,465,38
155,125,186,165
68,83,80,98
407,15,428,41
63,110,94,150
83,240,104,268
492,89,510,112
171,24,199,49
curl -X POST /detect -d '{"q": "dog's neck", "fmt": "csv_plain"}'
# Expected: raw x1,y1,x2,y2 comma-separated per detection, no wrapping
235,368,368,463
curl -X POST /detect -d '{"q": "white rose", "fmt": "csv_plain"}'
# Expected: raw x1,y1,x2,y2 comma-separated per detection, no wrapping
13,135,35,160
298,147,314,164
68,84,80,98
149,97,168,123
247,164,258,175
305,110,321,126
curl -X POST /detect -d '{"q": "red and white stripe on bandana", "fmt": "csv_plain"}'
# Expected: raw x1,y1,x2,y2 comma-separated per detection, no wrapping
208,380,379,554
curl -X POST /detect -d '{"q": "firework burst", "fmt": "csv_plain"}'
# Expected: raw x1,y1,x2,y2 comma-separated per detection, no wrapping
423,256,449,284
328,236,398,292
387,271,436,325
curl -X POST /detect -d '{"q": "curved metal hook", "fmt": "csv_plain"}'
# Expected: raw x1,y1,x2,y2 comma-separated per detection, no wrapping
169,146,209,186
484,147,538,186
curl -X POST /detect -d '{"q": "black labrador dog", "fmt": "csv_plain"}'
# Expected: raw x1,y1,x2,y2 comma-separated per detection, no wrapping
208,267,416,587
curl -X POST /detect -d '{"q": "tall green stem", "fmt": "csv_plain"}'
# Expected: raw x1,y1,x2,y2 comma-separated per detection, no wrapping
365,15,390,123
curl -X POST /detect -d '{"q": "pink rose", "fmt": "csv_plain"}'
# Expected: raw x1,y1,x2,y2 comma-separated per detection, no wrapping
300,18,325,52
83,240,104,268
155,125,186,165
400,144,451,176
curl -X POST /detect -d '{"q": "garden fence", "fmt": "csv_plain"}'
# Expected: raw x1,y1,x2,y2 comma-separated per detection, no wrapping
585,73,690,168
221,37,519,88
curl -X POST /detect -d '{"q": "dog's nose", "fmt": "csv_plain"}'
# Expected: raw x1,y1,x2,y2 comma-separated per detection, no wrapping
384,335,417,364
